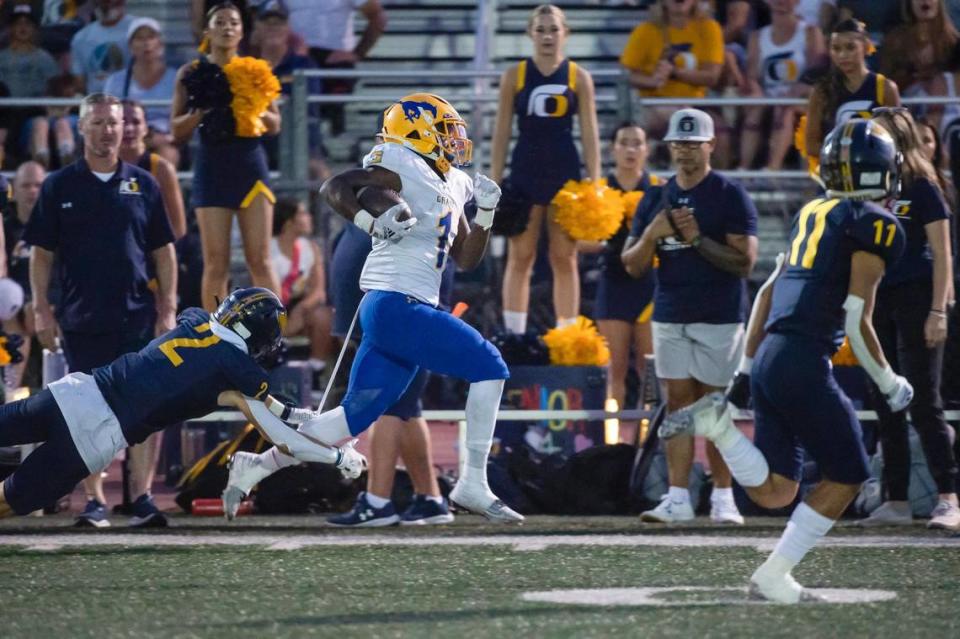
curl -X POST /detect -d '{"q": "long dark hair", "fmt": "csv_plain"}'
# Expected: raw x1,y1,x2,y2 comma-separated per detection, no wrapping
816,19,873,123
916,116,955,208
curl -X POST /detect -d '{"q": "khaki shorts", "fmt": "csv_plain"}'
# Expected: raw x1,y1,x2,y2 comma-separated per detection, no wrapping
652,321,744,388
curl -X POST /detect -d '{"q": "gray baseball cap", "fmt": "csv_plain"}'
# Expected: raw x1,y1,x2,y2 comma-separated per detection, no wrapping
664,108,715,142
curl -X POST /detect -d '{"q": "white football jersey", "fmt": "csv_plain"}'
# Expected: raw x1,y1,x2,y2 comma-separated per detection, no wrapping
359,143,474,306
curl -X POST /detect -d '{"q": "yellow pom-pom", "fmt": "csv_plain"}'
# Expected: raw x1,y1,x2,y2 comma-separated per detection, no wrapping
542,316,611,367
831,337,859,367
224,56,281,138
0,337,10,367
794,114,808,157
551,178,624,242
621,190,644,223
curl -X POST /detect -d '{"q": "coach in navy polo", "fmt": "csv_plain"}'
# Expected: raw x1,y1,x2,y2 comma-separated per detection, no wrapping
623,108,758,525
25,93,177,528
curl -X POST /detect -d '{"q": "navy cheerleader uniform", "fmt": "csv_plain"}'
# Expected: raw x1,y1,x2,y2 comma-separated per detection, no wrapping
508,58,582,206
190,58,275,210
824,71,889,135
595,172,660,323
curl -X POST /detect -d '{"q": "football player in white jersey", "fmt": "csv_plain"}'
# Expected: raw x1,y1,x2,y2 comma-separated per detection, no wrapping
224,93,523,523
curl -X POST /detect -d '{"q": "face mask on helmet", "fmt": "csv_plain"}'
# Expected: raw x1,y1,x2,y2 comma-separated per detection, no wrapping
213,287,287,368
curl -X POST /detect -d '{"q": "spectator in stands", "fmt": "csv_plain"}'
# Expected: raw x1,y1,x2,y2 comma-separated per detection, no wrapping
594,122,660,411
858,108,959,531
269,197,331,369
324,213,456,527
37,0,94,63
804,19,899,167
103,18,178,158
70,0,138,93
491,4,601,334
26,93,177,528
0,3,61,167
2,160,44,388
250,1,329,180
622,109,757,525
40,72,81,168
739,0,825,169
171,2,281,310
285,0,387,137
118,100,185,240
797,0,837,32
915,116,955,206
620,0,727,162
879,1,959,125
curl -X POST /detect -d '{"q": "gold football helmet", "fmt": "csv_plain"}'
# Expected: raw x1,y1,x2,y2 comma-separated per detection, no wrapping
381,93,472,172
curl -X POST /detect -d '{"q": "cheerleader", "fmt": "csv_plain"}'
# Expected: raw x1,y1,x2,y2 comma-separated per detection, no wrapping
490,4,600,334
171,1,281,310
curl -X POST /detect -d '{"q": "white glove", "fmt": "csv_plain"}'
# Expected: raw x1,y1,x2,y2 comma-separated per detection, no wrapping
335,439,367,479
473,174,501,212
355,204,417,243
885,375,914,413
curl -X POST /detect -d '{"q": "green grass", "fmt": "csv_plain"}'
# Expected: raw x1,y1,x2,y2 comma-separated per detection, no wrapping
0,527,957,638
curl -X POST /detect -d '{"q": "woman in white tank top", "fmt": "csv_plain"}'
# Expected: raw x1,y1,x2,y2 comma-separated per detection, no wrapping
269,197,332,365
737,0,825,170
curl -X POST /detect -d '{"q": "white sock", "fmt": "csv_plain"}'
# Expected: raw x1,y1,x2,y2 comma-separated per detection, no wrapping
365,492,390,508
503,310,527,334
770,502,836,567
712,486,734,503
297,405,352,445
556,316,577,328
668,486,689,504
257,447,301,472
711,419,769,488
424,494,444,504
461,379,505,486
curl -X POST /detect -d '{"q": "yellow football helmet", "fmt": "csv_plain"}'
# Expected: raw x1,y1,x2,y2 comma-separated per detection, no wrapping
381,93,473,173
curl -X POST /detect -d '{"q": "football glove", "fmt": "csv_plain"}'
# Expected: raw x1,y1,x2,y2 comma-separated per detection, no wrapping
473,174,501,212
885,375,914,413
335,439,367,479
725,372,751,410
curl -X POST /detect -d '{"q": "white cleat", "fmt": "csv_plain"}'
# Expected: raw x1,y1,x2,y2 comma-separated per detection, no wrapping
710,497,745,525
659,392,729,440
450,481,524,523
222,452,271,521
749,566,824,604
640,495,695,523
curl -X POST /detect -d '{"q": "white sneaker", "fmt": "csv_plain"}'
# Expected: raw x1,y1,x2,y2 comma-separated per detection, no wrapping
928,500,960,530
222,452,272,521
856,500,913,527
450,481,524,523
710,497,745,525
749,564,823,604
640,494,695,523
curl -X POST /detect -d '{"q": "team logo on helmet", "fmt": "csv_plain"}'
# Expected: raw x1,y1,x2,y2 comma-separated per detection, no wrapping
401,100,438,124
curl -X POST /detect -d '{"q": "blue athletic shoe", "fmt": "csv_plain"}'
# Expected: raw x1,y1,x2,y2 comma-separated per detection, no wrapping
74,499,110,528
129,493,169,528
327,492,399,527
400,495,455,526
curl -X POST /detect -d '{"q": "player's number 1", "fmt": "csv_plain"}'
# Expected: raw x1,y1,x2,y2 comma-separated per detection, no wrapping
436,211,452,269
789,199,839,268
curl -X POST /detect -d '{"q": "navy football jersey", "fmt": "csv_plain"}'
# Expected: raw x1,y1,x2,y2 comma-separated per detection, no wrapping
93,308,270,445
766,197,906,350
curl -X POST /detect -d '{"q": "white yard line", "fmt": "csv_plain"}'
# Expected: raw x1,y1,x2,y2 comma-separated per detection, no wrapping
521,587,899,607
0,533,956,552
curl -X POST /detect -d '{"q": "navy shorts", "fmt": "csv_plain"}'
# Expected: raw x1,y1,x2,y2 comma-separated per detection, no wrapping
594,273,655,323
1,389,89,515
61,320,154,374
751,333,870,485
192,138,273,209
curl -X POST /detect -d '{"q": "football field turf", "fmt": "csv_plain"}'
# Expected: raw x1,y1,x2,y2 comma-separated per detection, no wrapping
0,516,957,638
